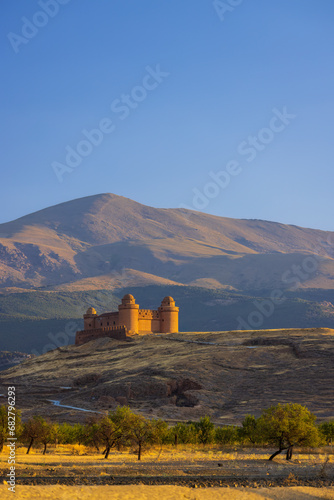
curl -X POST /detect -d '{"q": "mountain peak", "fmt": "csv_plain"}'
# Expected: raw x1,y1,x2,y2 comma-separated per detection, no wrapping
0,193,333,292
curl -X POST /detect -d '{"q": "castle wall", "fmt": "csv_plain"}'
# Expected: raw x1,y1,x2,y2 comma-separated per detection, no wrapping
138,317,160,333
75,326,127,345
98,312,119,328
138,309,160,333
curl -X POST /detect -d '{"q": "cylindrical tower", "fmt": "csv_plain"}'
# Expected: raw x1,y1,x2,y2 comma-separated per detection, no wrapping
83,307,97,330
158,296,179,333
118,294,139,334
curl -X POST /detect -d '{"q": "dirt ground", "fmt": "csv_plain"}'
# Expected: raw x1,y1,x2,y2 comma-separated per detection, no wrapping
0,485,334,500
1,446,333,496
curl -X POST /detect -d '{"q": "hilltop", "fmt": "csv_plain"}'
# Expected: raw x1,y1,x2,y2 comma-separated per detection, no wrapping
1,328,333,424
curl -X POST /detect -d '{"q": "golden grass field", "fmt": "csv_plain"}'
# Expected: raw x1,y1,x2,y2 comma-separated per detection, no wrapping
1,445,333,499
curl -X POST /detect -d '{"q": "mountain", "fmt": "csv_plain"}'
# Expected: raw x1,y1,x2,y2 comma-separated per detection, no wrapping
0,193,334,354
0,193,334,292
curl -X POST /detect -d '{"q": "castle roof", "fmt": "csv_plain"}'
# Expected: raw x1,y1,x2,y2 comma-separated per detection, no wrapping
161,296,175,305
123,293,134,300
85,307,97,315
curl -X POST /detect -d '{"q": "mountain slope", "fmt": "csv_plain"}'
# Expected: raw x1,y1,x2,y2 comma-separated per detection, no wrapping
0,193,333,291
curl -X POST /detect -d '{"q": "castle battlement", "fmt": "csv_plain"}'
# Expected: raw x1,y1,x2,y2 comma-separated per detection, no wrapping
75,294,179,345
139,309,160,319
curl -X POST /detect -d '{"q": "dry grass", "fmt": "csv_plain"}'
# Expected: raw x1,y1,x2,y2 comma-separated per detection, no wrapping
1,446,333,499
1,444,333,474
1,328,334,426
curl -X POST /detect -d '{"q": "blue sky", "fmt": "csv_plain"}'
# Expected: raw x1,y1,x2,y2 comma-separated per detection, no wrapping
1,0,334,230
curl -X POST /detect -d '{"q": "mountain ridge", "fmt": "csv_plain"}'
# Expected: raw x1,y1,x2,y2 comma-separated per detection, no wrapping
0,193,333,292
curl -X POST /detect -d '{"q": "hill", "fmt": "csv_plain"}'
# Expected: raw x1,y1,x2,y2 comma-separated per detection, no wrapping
1,328,333,424
0,285,334,353
0,193,334,292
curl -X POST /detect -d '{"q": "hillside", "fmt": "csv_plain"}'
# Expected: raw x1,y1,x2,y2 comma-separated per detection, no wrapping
1,328,333,424
1,193,334,292
1,285,334,353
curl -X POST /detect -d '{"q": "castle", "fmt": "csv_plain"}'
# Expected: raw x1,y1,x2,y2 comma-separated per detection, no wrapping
75,294,179,345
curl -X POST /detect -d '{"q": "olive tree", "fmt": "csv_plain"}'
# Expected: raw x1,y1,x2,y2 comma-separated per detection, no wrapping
239,415,261,444
319,421,334,447
194,416,215,445
215,425,238,445
170,422,198,446
128,414,155,461
91,406,135,459
22,416,46,454
258,403,320,460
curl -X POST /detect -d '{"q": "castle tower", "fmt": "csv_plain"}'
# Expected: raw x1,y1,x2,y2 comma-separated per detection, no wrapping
158,296,179,333
118,294,139,334
83,307,97,330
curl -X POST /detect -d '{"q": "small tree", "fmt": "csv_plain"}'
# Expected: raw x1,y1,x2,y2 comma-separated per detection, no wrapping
93,406,136,459
110,405,137,452
22,416,45,454
258,403,320,461
215,425,238,445
52,422,60,449
39,419,54,455
170,422,198,446
194,416,215,445
72,423,86,446
127,413,162,461
240,415,260,444
58,422,76,444
84,416,101,452
96,416,120,459
319,421,334,447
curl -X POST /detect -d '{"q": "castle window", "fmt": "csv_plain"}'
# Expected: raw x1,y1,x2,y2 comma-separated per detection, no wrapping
113,321,115,325
89,323,91,327
107,322,109,326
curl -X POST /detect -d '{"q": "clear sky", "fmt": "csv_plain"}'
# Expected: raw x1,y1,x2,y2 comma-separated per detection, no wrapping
1,0,333,230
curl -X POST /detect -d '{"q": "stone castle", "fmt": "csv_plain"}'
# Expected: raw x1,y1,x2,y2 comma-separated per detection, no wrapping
75,294,179,345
